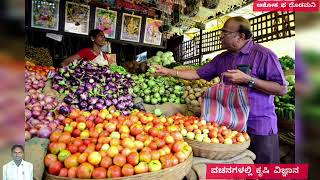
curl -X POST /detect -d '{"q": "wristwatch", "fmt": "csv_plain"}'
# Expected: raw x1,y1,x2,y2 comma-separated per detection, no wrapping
248,76,256,88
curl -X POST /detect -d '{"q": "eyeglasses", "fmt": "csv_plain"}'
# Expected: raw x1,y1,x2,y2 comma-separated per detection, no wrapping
220,29,238,35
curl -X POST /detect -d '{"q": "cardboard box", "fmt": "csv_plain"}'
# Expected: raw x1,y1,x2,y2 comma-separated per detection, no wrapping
107,54,117,65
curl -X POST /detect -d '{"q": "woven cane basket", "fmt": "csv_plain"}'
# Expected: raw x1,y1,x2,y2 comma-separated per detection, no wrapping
44,154,193,180
185,138,250,160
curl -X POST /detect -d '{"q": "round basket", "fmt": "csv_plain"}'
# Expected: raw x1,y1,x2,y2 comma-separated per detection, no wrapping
44,154,193,180
185,138,250,160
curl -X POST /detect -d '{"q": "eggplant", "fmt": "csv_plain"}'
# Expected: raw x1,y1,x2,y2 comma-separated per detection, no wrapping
79,101,88,109
59,106,70,115
129,102,134,107
53,74,64,81
123,101,130,107
75,68,82,74
52,83,59,90
107,94,112,99
104,69,111,75
64,96,73,104
76,88,85,95
122,110,130,116
112,99,118,105
106,77,112,82
116,103,125,110
87,105,94,111
95,103,104,110
89,97,98,105
109,87,117,92
75,72,83,78
98,98,105,104
108,82,116,88
86,64,94,71
104,86,109,91
86,83,94,90
105,99,112,107
80,92,88,101
118,96,125,102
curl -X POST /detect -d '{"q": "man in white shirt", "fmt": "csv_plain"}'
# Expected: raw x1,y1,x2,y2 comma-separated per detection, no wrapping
3,144,33,180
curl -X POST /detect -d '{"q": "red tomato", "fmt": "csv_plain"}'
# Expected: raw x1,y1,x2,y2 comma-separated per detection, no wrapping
44,154,57,168
48,161,63,176
68,167,77,178
58,168,68,177
92,167,107,178
67,144,78,154
76,162,94,179
78,153,89,164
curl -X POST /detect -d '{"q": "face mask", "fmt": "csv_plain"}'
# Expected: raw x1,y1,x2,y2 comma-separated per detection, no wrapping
14,156,22,162
13,156,22,166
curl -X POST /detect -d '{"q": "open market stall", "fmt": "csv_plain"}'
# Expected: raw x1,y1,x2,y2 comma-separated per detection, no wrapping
22,0,296,180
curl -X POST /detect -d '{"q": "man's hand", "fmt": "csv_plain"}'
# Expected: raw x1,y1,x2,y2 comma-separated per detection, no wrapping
152,65,171,76
223,69,251,84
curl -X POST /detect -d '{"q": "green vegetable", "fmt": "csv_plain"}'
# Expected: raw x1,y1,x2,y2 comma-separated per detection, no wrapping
156,51,163,57
133,72,185,105
279,55,295,70
286,75,295,86
110,65,128,75
144,89,151,95
144,95,151,103
275,81,295,120
162,97,168,103
159,88,165,95
148,80,156,87
151,98,158,105
148,67,156,74
154,108,162,116
168,98,175,103
147,51,176,67
142,83,148,89
154,93,161,99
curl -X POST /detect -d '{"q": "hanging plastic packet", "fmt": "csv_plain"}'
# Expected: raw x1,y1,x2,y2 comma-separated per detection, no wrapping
101,41,111,53
47,70,55,79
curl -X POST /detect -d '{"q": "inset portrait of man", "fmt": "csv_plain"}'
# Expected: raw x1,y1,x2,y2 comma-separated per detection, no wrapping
3,144,33,180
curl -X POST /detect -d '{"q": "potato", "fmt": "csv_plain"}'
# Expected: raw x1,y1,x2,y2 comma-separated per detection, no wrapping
186,98,191,104
195,92,202,98
191,100,200,106
188,89,195,94
193,88,200,92
213,77,220,83
182,91,188,99
188,94,196,100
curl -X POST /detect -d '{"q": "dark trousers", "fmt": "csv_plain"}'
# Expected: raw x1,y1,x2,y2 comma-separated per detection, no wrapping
248,134,280,164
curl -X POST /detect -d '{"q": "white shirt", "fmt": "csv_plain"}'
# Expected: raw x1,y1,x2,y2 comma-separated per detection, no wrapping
3,160,33,180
